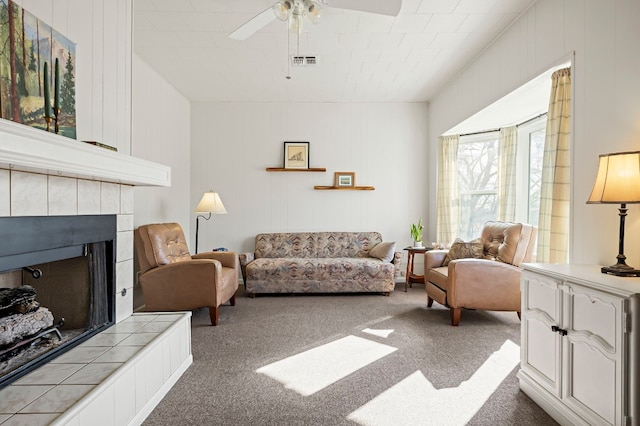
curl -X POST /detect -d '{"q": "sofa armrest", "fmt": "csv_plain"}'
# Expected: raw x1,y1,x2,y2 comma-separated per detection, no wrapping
425,250,448,269
238,252,255,283
447,258,521,310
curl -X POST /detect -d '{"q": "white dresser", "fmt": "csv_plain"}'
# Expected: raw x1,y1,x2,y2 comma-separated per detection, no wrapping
519,264,640,426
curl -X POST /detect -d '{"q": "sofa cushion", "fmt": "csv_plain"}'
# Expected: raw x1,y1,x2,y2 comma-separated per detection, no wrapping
442,238,484,266
369,242,396,262
246,257,394,283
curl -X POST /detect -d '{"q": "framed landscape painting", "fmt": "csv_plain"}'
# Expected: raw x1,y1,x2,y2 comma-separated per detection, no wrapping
0,0,77,138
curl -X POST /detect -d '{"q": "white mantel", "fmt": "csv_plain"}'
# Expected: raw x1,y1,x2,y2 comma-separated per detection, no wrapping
0,120,170,187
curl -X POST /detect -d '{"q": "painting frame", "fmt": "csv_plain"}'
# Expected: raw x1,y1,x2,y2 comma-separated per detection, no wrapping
334,172,355,188
283,141,310,169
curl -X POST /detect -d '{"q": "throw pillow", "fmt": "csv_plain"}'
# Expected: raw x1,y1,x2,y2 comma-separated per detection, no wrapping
369,242,396,262
442,238,484,266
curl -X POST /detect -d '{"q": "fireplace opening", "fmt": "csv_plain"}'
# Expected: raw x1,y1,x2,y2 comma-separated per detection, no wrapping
0,215,116,389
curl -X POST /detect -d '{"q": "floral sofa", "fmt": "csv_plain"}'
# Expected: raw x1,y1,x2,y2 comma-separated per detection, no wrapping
239,232,401,296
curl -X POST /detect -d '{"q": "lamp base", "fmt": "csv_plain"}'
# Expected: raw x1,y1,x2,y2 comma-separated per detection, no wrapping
601,264,640,277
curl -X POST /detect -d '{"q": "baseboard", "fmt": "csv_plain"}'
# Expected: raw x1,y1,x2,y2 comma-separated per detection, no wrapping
517,370,586,426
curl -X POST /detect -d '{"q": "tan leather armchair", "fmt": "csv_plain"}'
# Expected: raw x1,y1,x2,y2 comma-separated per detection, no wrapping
134,222,239,326
425,221,536,326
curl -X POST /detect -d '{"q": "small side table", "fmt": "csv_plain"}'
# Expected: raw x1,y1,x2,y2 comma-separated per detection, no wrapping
403,246,429,292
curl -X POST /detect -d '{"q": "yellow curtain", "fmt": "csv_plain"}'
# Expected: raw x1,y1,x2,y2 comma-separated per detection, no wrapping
498,126,517,222
537,68,571,263
436,135,459,245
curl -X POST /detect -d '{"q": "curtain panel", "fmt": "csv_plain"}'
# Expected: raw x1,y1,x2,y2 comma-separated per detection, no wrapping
436,135,460,245
537,67,571,263
498,126,517,222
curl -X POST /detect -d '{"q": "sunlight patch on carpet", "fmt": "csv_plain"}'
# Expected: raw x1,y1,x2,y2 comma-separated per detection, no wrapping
347,340,520,426
256,335,397,396
362,328,393,338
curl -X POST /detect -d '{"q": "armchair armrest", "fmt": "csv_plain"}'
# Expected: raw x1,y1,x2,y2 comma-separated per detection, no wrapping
425,250,448,269
193,251,238,270
447,258,521,310
140,259,222,311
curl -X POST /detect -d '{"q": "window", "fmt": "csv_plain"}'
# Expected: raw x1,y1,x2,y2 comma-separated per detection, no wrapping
453,116,547,241
457,132,499,240
516,117,547,228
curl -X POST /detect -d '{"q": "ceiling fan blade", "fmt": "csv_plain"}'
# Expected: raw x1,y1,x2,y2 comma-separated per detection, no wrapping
325,0,402,16
229,7,276,40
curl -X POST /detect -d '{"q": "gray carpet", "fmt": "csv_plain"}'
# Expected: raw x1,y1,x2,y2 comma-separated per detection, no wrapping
143,283,558,425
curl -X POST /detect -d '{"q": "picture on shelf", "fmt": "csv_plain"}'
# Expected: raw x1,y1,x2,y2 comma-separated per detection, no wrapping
334,172,355,187
283,141,310,169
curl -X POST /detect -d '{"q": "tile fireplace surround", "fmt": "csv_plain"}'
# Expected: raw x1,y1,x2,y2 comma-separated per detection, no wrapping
0,122,191,425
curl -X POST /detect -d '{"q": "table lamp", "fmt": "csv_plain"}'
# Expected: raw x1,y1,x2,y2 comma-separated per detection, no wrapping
587,151,640,276
195,190,227,254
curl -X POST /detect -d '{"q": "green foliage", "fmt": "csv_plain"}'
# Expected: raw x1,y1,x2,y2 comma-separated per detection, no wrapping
410,217,423,242
60,51,75,114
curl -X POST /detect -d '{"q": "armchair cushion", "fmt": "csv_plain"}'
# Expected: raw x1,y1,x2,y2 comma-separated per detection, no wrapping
442,238,484,266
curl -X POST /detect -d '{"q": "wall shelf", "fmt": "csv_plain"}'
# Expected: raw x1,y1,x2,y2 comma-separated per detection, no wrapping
314,185,375,191
266,167,326,172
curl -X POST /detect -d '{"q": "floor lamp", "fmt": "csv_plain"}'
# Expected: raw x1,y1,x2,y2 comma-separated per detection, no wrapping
195,190,227,254
587,151,640,277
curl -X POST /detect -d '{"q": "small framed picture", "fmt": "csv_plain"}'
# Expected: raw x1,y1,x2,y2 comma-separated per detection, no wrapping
334,172,355,188
283,142,310,169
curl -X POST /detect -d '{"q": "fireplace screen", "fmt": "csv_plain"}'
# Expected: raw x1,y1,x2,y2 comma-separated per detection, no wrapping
0,215,116,388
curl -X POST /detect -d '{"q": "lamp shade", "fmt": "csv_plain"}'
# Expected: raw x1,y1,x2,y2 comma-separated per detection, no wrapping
195,191,227,214
587,151,640,204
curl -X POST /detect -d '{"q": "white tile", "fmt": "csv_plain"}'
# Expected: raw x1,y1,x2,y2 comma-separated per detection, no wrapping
100,182,120,214
118,333,159,346
103,321,146,334
0,386,53,414
48,176,78,216
79,333,130,348
19,385,95,414
10,172,47,216
116,259,134,290
120,185,134,214
117,214,133,232
14,364,84,386
61,363,122,385
0,169,9,216
115,285,134,323
137,321,172,333
116,230,133,262
49,346,110,364
77,179,101,215
94,346,142,363
2,413,61,425
123,313,158,322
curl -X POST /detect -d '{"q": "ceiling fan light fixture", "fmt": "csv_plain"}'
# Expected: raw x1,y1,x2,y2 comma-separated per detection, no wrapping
273,1,292,21
304,0,322,24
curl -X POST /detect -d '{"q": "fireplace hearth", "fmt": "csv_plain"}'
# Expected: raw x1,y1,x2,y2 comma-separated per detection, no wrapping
0,215,116,389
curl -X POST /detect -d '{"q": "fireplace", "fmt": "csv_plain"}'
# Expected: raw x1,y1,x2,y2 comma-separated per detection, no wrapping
0,215,116,389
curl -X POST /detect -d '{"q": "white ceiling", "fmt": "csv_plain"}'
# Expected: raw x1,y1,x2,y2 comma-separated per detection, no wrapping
133,0,536,103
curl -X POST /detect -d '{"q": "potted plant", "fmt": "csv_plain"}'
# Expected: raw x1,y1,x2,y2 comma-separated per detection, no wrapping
410,217,423,247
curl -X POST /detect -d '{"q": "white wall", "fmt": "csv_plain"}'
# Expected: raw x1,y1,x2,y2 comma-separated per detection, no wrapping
190,102,428,256
131,54,191,230
428,0,640,267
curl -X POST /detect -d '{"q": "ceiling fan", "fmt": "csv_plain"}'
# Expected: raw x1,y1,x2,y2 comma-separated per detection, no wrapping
228,0,402,41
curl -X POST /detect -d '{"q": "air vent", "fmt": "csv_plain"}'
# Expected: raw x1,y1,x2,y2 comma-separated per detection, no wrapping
290,56,318,67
